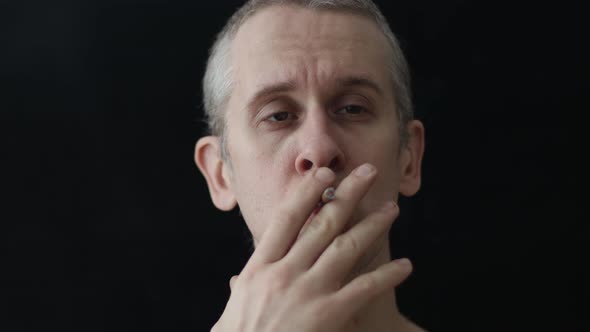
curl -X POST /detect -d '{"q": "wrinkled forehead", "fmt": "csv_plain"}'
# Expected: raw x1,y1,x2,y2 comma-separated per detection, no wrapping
230,5,393,95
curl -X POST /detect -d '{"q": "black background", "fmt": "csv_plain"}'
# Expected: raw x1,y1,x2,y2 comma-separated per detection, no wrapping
2,0,586,331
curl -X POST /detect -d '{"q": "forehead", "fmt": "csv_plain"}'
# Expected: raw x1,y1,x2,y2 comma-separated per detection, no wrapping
230,5,393,95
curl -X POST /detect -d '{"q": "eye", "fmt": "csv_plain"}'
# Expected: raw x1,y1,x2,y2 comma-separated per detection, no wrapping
266,111,296,122
335,105,367,116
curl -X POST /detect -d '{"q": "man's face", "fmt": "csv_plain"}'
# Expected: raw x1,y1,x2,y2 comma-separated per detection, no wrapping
222,5,407,245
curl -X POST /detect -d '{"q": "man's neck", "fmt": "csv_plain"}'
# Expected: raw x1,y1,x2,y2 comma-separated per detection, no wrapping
342,289,424,332
341,241,424,332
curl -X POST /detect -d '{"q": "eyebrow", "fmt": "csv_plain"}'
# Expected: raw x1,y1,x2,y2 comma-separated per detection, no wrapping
246,75,383,110
246,80,297,111
336,76,384,96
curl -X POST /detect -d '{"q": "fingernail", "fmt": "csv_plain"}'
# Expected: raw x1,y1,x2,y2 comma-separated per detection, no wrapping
355,163,375,177
315,167,334,183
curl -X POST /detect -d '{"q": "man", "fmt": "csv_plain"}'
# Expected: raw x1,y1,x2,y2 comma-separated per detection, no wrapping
195,0,425,331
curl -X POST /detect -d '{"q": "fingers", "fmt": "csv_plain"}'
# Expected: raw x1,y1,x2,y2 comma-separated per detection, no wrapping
309,200,399,287
284,163,377,269
251,167,335,266
328,258,412,317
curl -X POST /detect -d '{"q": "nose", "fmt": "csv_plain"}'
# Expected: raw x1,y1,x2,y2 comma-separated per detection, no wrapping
294,117,345,175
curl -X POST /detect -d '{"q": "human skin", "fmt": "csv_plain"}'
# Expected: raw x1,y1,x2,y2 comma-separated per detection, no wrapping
195,4,425,332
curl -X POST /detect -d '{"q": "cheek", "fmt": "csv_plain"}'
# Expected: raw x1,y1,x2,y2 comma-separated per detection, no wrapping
345,123,398,165
227,142,297,242
359,129,400,198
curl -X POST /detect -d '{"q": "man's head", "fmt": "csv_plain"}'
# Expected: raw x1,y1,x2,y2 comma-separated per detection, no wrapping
195,0,424,251
203,0,414,154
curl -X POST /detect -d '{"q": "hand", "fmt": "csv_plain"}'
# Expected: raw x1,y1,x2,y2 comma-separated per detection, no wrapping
211,164,412,332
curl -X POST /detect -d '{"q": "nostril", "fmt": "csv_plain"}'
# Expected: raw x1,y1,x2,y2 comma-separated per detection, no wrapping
328,157,338,170
302,159,313,171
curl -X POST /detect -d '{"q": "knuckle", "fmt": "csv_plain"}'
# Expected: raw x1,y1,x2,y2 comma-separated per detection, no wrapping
315,213,340,235
239,269,255,284
333,234,359,252
268,265,294,292
358,275,377,292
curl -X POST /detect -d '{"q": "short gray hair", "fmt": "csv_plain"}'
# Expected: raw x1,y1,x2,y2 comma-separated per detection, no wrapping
202,0,414,155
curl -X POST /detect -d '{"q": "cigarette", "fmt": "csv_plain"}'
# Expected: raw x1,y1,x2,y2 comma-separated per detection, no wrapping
321,186,336,204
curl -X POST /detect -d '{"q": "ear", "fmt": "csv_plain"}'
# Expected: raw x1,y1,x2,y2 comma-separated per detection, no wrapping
194,136,237,211
399,120,425,197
